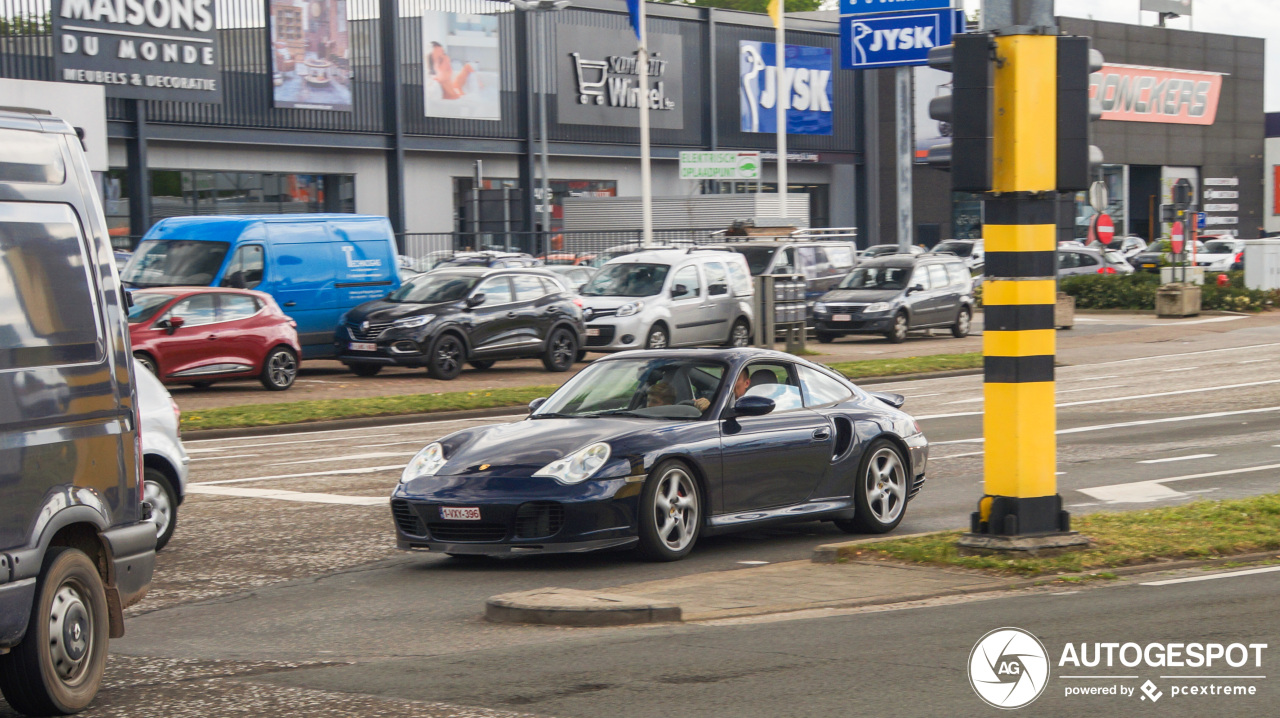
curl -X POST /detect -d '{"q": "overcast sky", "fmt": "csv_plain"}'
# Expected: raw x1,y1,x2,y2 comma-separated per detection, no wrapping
958,0,1276,111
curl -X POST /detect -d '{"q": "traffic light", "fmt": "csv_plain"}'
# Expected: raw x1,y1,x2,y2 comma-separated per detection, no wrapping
1056,36,1104,192
926,33,994,192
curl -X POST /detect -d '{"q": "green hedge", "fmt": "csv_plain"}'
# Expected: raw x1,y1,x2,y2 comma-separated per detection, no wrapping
1058,271,1276,312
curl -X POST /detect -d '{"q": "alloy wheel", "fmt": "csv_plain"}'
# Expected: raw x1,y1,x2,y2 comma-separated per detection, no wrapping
267,350,297,388
143,479,172,542
653,467,699,551
863,447,906,524
551,332,574,368
435,337,462,375
730,321,750,347
647,326,668,349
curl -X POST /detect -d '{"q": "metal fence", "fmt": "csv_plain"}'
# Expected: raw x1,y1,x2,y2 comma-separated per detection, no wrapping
399,229,727,262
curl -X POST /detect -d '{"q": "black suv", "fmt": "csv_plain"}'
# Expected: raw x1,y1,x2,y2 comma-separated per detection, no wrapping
812,255,974,343
0,109,156,714
336,268,586,379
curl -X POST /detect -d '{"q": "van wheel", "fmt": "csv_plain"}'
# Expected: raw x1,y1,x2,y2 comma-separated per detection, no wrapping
884,312,909,344
952,307,972,338
724,319,751,348
144,468,178,551
260,347,298,391
348,364,382,377
0,548,109,715
645,324,669,350
133,352,158,376
427,334,464,380
542,328,578,372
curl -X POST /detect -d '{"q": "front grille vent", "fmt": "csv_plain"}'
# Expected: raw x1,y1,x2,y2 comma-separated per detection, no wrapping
514,502,565,539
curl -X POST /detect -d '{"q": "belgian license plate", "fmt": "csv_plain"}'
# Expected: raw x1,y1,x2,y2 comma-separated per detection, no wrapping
586,328,601,337
440,507,481,521
833,314,852,322
1142,263,1156,269
349,342,377,352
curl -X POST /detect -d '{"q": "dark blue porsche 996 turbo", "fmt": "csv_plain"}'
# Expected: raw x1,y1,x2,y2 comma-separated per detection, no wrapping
391,348,929,561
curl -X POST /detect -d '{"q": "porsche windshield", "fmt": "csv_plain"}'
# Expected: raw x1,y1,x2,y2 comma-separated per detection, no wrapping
533,358,726,420
121,240,230,288
581,263,671,297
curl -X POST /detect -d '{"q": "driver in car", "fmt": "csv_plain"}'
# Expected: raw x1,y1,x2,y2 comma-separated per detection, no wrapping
647,381,713,412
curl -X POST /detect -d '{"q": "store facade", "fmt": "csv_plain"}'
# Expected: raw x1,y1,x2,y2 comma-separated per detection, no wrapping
0,0,862,249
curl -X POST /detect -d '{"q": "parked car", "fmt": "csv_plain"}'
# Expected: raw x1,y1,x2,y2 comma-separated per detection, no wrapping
121,214,401,359
1130,240,1205,273
930,239,985,270
859,244,926,261
1196,238,1246,272
391,349,928,560
578,249,755,351
1105,235,1148,258
435,251,543,269
812,255,974,343
135,359,189,551
586,242,695,268
716,239,858,304
1057,246,1134,277
544,264,596,292
0,107,155,714
337,268,585,379
129,287,302,391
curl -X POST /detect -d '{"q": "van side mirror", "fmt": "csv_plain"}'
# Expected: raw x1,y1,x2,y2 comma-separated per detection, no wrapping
163,316,185,334
671,284,688,298
907,284,925,295
466,293,486,308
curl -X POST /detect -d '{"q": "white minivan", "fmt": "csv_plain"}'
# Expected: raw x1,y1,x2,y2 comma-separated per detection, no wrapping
579,249,755,351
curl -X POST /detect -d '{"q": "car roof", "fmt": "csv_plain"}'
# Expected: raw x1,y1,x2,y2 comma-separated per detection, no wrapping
606,249,743,264
0,108,76,135
858,254,958,268
427,266,558,278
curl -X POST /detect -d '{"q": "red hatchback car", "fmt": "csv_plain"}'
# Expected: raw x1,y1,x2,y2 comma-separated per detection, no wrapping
129,287,302,391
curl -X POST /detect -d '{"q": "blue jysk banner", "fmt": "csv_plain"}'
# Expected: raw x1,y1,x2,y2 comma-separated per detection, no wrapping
839,0,952,16
839,9,960,69
740,41,834,136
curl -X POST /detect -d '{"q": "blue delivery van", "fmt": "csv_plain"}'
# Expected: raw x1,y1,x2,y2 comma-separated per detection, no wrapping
122,214,401,359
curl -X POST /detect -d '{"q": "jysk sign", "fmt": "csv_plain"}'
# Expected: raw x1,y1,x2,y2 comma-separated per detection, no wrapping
840,0,953,14
53,0,222,103
839,9,959,69
739,42,833,136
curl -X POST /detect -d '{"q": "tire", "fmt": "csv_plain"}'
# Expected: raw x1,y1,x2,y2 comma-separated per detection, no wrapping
259,347,298,391
815,331,841,344
833,439,909,535
884,312,909,344
348,364,382,377
143,468,178,551
645,324,669,350
0,548,110,715
575,350,588,363
133,352,158,376
951,307,972,339
724,318,751,348
188,381,214,390
635,460,702,562
469,360,496,370
426,333,464,380
541,328,578,373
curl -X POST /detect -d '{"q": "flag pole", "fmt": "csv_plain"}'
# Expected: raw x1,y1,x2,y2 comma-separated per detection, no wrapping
774,0,787,220
637,0,654,247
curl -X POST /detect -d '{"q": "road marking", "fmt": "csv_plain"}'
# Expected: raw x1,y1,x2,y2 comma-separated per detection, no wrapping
1067,375,1120,382
1242,359,1270,364
738,561,769,566
902,393,944,399
917,381,1280,420
190,454,258,462
184,414,526,444
1079,462,1280,504
1085,341,1280,367
1163,366,1198,372
1141,565,1280,587
211,435,400,451
186,484,388,506
943,397,984,405
1137,454,1217,464
185,448,227,455
268,451,417,467
1056,385,1121,395
193,465,408,486
933,451,984,460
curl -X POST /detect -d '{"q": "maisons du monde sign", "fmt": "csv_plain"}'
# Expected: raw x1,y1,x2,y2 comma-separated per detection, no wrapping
52,0,223,103
556,25,685,130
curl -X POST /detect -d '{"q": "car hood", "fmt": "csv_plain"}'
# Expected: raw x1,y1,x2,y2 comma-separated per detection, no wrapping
820,289,902,303
577,295,655,310
432,417,654,478
346,299,458,324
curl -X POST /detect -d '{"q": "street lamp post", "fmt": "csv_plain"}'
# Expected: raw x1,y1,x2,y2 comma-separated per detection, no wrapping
514,0,571,252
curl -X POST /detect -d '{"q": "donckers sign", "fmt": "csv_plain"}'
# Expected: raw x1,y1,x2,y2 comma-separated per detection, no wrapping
53,0,222,103
1089,63,1221,126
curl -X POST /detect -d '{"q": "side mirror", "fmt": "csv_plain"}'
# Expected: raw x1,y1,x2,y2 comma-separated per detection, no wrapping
870,391,906,409
671,284,687,298
466,293,486,308
528,397,547,413
907,284,925,295
163,316,186,334
731,395,775,417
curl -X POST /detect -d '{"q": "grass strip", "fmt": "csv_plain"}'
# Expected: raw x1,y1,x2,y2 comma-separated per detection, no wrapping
840,494,1280,577
181,385,558,432
824,352,982,380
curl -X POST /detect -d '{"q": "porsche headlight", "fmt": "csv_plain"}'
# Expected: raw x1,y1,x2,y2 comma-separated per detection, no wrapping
616,301,644,318
533,442,611,485
393,314,435,329
402,442,446,483
864,302,892,313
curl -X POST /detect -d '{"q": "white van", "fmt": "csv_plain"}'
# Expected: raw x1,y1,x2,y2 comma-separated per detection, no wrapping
578,249,755,351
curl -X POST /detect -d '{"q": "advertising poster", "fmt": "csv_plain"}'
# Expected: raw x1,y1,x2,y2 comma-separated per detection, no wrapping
556,24,684,130
269,0,352,111
739,41,833,136
422,11,502,121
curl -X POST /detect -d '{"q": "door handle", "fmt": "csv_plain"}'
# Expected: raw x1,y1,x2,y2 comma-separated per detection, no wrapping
283,301,296,307
206,334,218,341
812,428,831,441
507,311,517,318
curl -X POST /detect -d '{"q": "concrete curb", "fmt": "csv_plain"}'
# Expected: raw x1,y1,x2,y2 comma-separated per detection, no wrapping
182,405,529,441
485,588,681,626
